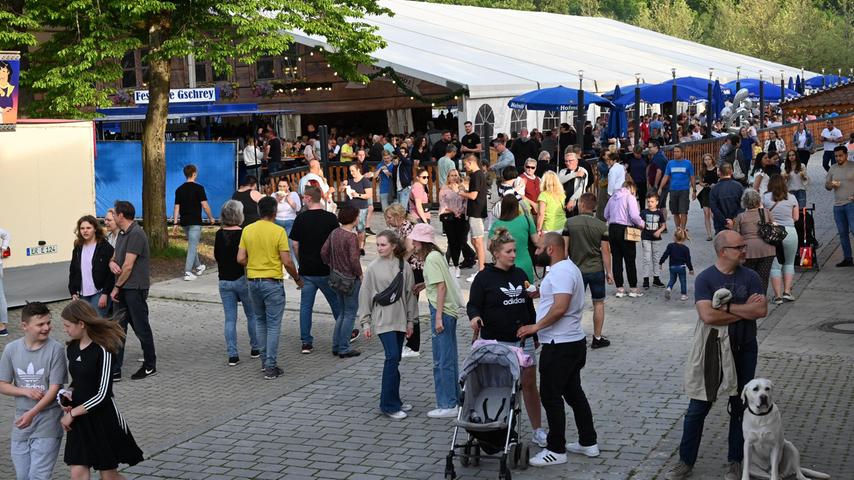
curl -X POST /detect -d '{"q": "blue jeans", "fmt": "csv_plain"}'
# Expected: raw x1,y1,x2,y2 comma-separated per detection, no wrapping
397,186,411,212
183,225,202,273
428,304,460,409
667,265,688,295
248,279,285,369
679,337,758,465
790,189,806,208
379,331,405,413
80,292,110,318
219,277,259,357
274,219,298,270
834,203,854,260
11,436,61,480
299,275,341,346
333,279,360,355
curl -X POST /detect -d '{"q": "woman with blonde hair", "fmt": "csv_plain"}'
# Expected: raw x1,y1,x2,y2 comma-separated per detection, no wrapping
60,300,143,479
69,215,115,317
103,209,120,247
762,174,799,304
536,171,566,235
358,230,418,419
384,202,424,357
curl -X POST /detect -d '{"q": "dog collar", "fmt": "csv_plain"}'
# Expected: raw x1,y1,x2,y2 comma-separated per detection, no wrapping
747,404,774,416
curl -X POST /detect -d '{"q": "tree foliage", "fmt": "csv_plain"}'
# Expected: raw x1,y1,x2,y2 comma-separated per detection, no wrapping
424,0,854,71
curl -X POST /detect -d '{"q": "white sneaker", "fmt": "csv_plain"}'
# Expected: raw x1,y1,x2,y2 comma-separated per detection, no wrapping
532,428,548,448
466,272,477,283
628,291,644,298
529,448,567,467
401,346,420,358
401,403,413,412
385,410,408,420
194,264,206,275
453,266,460,278
183,272,197,281
427,407,458,418
566,442,600,457
615,290,626,298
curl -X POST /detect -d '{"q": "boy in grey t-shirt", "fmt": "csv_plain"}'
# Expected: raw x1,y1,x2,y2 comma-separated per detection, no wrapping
0,302,68,480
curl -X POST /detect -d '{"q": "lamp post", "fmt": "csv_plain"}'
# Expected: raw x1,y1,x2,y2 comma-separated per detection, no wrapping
801,66,805,94
839,68,843,86
736,66,741,93
671,68,677,145
759,69,765,129
821,67,826,88
634,73,641,147
707,67,714,138
779,69,785,120
577,70,585,149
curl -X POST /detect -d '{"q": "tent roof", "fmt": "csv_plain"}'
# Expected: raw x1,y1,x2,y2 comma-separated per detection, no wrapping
287,0,814,98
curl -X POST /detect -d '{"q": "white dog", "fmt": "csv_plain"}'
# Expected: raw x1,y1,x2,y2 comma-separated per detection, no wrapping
741,378,830,480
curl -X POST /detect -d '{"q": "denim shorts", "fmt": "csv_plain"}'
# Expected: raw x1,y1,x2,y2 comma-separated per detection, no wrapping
357,208,368,232
497,339,537,366
581,270,606,301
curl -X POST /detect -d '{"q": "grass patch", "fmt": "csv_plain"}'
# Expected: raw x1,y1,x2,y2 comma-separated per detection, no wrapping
148,226,218,282
151,244,188,260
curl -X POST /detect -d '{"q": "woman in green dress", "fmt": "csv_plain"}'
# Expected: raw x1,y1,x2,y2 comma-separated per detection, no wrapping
489,194,538,282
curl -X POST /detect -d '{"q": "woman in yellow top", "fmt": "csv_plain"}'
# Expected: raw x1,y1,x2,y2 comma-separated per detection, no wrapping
536,171,566,234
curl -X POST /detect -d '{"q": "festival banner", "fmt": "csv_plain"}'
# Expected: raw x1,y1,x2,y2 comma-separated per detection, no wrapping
0,51,21,131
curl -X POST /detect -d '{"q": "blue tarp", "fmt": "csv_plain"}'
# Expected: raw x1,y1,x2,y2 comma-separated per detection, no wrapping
95,141,237,218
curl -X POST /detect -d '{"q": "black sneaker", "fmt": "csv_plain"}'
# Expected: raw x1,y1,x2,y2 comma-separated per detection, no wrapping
112,371,122,383
228,356,240,366
131,366,157,380
264,366,283,379
836,258,854,267
301,343,313,354
591,336,611,349
350,329,360,343
652,277,665,288
460,259,476,269
642,278,650,290
365,227,376,236
250,349,261,358
339,350,362,358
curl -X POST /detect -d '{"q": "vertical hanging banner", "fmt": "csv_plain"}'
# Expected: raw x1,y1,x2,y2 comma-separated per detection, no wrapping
0,51,21,132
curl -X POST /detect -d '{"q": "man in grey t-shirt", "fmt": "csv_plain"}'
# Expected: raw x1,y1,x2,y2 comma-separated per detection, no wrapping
0,302,67,480
109,200,157,381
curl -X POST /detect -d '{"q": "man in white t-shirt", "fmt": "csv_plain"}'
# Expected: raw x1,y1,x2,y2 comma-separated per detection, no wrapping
821,119,843,172
606,152,625,197
517,232,600,467
298,160,332,208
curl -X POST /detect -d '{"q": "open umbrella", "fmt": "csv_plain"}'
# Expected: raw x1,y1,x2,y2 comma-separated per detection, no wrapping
508,85,613,111
788,77,794,91
602,83,650,98
613,80,706,106
795,75,803,94
605,85,628,140
722,79,799,101
710,79,725,120
804,74,849,88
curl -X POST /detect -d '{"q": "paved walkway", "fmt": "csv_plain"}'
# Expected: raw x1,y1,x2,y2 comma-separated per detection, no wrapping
1,153,851,479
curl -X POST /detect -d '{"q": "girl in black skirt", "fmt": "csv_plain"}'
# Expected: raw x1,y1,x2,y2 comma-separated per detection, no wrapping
60,300,143,479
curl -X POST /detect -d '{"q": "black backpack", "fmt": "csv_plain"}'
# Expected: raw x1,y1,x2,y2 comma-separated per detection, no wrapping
373,258,405,306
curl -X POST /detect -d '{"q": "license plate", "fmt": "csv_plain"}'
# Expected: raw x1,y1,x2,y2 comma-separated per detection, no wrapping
26,245,58,256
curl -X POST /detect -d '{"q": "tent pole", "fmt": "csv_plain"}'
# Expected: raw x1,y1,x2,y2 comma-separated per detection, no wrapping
759,70,765,129
634,77,641,147
577,71,585,150
707,74,713,139
671,68,677,145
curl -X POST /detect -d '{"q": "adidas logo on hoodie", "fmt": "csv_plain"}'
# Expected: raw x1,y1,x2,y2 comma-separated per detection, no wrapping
499,282,526,306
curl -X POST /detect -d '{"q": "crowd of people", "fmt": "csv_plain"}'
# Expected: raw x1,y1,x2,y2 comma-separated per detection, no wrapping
0,111,852,479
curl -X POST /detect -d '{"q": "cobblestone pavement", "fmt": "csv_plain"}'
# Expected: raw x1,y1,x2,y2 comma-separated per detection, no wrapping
1,153,851,479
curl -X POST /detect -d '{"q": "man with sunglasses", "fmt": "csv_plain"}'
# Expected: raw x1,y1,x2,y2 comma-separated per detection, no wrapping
665,230,767,480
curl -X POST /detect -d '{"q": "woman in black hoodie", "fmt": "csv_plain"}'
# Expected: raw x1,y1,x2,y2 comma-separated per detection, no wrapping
467,228,547,448
68,215,115,317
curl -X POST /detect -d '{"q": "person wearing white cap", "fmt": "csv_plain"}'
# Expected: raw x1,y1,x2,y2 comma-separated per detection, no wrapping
409,223,463,418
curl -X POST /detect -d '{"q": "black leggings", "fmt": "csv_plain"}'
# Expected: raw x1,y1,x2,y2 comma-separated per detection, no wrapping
442,214,469,266
609,223,639,288
406,268,424,352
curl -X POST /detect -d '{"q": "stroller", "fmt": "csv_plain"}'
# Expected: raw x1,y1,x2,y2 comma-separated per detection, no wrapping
795,203,820,270
444,343,529,480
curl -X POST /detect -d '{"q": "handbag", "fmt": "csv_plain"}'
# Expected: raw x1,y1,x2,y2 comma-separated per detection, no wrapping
624,226,642,242
326,230,357,295
757,205,787,244
373,258,405,306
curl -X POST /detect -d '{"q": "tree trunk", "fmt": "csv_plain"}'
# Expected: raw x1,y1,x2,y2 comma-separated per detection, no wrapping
141,17,171,252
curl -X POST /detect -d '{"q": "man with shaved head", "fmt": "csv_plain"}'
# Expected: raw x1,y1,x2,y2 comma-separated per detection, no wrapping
665,230,767,480
519,232,600,467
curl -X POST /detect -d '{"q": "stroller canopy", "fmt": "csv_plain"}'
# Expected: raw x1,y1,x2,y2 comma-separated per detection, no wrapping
459,343,522,384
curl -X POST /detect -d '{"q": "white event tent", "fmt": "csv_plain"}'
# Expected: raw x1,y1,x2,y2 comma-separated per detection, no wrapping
286,0,813,136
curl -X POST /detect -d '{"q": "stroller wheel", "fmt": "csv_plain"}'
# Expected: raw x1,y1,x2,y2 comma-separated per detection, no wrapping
460,443,471,467
519,444,530,470
508,443,519,469
498,466,512,480
473,444,481,466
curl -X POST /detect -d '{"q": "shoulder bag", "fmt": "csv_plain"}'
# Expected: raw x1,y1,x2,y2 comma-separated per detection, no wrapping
757,204,787,244
373,258,405,306
327,230,357,295
623,195,642,242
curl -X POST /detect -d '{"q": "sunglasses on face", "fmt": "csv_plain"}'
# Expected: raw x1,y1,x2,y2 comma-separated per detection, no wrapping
526,166,536,170
419,175,429,179
723,245,747,251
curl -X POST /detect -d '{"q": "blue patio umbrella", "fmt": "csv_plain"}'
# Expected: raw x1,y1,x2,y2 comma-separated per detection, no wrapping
508,85,613,111
602,83,651,98
710,79,725,120
605,85,628,140
788,77,794,91
722,79,799,101
804,74,849,88
795,75,803,94
613,80,707,106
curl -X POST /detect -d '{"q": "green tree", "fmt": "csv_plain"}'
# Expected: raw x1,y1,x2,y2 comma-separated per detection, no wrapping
8,0,388,250
635,0,700,41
